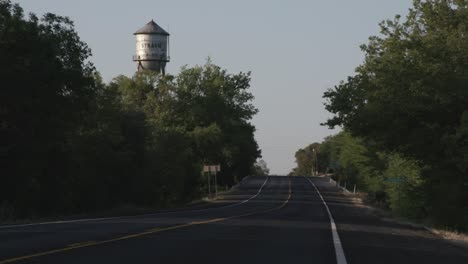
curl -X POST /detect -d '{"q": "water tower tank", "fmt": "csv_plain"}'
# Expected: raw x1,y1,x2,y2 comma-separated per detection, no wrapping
133,20,170,75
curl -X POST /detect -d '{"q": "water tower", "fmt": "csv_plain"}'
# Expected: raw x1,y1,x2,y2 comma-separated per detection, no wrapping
133,20,170,75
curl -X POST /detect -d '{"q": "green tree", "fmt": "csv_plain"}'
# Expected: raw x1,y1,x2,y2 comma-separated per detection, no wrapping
292,143,319,176
383,153,426,219
0,0,261,220
108,62,261,202
252,159,270,176
0,0,98,216
172,62,261,185
323,0,468,229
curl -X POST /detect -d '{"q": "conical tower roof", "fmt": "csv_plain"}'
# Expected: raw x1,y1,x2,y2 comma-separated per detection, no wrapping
134,20,169,35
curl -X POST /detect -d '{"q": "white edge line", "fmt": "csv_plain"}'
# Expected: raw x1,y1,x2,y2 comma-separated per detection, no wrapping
305,176,348,264
0,176,270,229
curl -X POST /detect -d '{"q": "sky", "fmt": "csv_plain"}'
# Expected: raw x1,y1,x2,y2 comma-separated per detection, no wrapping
18,0,412,174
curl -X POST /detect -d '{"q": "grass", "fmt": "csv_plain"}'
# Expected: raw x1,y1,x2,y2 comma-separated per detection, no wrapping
334,183,468,248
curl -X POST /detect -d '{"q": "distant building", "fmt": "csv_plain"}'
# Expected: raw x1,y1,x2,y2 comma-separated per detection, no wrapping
133,20,170,75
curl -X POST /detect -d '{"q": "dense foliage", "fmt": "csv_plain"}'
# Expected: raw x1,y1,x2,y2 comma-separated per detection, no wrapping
290,143,327,176
320,0,468,230
0,1,260,219
252,159,270,176
293,133,427,219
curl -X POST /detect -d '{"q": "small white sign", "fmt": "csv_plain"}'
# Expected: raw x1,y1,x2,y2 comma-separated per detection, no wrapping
203,164,221,173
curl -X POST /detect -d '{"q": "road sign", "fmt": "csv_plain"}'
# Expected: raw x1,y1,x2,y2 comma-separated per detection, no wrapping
203,165,221,173
385,178,405,183
329,161,340,169
203,165,221,199
211,165,220,172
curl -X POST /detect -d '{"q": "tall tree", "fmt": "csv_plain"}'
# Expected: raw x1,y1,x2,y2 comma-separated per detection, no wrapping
0,0,98,216
173,62,261,185
323,0,468,228
0,0,261,220
292,142,327,176
252,159,270,176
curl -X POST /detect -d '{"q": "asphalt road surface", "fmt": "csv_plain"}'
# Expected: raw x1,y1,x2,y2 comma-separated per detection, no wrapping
1,176,467,263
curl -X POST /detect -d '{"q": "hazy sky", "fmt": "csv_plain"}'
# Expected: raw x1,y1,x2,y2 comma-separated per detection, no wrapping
18,0,412,174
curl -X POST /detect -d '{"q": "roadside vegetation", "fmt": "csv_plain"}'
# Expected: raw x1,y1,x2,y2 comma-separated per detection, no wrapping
0,1,261,221
292,0,468,232
252,159,270,176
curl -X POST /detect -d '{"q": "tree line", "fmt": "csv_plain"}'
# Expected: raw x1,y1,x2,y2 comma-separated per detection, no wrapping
292,0,468,231
0,0,261,220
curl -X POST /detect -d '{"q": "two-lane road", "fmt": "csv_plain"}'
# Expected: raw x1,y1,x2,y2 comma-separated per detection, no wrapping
1,176,467,263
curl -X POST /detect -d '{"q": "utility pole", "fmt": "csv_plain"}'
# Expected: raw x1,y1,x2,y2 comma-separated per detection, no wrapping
207,171,211,199
315,149,318,176
214,170,218,199
312,148,318,176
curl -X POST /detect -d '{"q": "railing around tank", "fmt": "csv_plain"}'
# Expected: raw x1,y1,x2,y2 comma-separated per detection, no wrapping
133,54,170,62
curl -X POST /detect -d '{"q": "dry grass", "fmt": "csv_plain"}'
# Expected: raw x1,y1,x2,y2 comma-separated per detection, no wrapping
340,188,468,248
429,228,468,246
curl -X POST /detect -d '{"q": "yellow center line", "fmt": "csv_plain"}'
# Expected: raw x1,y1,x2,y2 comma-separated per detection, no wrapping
147,227,162,232
0,177,293,264
67,241,97,247
223,176,292,219
190,218,226,225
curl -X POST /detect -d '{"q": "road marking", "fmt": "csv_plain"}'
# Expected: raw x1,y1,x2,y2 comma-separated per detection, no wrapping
0,217,125,229
304,177,348,264
0,223,193,264
223,176,292,218
191,218,226,225
217,175,269,208
0,176,278,264
147,227,162,232
0,176,270,230
67,241,96,247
